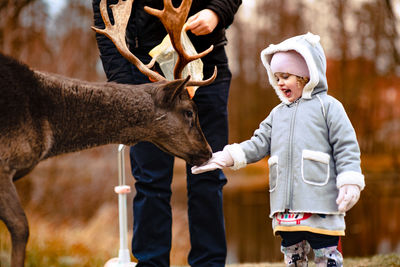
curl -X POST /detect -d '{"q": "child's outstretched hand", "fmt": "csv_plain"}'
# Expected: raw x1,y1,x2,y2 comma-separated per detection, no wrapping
191,149,233,174
336,184,361,213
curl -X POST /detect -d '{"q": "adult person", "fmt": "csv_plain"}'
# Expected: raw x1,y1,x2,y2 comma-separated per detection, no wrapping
92,0,242,266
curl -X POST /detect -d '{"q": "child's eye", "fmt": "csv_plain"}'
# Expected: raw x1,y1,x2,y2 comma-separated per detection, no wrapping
275,73,290,82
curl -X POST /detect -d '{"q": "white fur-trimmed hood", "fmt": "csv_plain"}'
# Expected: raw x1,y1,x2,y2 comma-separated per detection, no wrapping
260,32,328,105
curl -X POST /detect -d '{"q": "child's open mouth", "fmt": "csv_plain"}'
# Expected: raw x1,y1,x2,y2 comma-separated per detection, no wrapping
282,89,291,98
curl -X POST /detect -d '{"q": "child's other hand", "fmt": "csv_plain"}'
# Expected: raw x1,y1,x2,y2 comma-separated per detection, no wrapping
191,149,233,174
336,184,361,213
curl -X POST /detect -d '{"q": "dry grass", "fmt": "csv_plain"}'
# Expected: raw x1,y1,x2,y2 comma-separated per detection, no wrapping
226,253,400,266
1,195,399,266
0,208,118,267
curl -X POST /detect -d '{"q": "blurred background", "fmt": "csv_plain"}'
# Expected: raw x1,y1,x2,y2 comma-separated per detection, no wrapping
0,0,400,266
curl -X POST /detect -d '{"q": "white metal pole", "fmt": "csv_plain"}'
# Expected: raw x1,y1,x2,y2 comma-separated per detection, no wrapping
104,145,136,267
117,144,130,263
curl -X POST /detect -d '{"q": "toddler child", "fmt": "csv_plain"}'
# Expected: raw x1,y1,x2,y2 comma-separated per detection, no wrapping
192,32,365,267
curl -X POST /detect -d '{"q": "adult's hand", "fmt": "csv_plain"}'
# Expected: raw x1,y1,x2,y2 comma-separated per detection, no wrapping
186,9,219,36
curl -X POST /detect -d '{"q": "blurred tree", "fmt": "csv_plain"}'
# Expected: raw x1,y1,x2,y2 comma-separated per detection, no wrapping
384,0,400,70
0,0,103,81
227,0,400,155
347,0,400,153
1,0,399,152
51,0,101,81
0,0,48,57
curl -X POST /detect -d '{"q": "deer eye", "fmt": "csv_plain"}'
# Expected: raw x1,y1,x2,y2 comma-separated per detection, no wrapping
184,110,193,119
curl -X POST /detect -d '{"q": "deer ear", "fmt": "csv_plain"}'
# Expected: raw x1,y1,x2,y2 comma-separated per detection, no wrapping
159,76,191,106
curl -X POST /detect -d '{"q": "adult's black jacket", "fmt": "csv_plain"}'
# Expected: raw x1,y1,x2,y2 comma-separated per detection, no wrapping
93,0,242,84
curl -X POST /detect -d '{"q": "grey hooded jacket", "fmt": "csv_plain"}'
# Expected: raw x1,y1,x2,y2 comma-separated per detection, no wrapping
226,33,365,217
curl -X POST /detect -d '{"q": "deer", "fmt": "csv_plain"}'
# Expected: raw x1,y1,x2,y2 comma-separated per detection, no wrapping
0,0,217,266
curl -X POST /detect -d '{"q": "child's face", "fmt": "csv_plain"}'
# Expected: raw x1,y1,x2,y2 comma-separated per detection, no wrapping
274,72,304,103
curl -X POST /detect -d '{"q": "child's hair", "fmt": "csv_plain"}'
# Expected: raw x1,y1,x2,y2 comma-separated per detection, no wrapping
296,76,310,88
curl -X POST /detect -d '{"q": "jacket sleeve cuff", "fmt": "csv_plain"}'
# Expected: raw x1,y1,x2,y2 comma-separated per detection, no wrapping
224,143,247,170
336,171,365,190
206,0,241,28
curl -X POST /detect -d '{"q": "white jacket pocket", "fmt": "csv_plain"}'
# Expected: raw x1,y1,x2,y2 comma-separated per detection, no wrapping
301,149,330,186
268,155,279,192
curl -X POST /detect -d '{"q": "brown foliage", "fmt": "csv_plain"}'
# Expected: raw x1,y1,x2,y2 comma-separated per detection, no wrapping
227,0,400,155
2,0,399,152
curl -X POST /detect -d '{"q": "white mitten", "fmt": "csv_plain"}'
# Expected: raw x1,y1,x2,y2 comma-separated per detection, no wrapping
191,148,233,174
336,184,361,213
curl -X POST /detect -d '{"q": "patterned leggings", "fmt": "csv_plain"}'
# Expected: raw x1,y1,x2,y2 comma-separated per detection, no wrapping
280,232,343,267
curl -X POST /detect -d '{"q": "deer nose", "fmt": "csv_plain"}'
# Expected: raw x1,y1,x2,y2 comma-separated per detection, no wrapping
202,144,212,160
206,149,212,160
190,148,212,166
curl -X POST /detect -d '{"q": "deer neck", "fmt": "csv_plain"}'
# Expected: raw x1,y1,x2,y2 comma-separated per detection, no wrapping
35,71,156,157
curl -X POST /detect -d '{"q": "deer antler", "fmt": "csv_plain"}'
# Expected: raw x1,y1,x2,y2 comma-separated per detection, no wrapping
92,0,217,87
92,0,164,82
144,0,217,86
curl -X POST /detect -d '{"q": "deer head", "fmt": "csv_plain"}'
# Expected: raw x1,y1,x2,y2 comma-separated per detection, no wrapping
144,77,212,165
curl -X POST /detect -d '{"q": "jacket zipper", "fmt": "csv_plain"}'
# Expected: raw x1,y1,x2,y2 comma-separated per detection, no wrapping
285,100,299,210
133,3,139,49
135,36,139,49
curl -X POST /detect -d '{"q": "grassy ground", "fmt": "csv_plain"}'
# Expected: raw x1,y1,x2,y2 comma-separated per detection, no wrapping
1,212,400,267
225,253,400,266
2,222,400,267
1,231,400,267
1,255,400,267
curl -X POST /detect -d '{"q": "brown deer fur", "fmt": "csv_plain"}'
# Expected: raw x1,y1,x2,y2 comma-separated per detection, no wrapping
0,53,212,267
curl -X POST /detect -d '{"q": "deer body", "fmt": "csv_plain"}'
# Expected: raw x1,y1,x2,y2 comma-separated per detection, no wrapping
30,71,156,159
0,53,212,267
